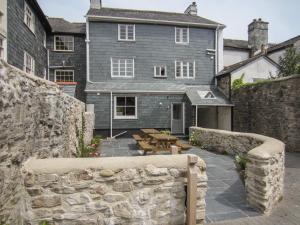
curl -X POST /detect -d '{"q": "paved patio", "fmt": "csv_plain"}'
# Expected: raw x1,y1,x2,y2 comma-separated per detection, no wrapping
101,138,261,223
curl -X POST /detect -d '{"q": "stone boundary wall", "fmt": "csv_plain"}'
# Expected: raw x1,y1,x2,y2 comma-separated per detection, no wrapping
232,74,300,152
20,155,207,225
190,127,285,214
0,61,95,223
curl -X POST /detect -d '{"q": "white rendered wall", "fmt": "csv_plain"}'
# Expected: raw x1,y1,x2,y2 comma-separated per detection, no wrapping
231,57,279,83
224,49,249,67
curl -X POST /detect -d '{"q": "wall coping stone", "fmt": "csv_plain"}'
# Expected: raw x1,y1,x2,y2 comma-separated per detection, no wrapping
190,127,285,159
24,155,205,174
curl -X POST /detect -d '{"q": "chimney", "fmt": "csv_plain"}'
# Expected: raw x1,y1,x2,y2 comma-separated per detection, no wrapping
248,18,269,56
185,2,198,16
90,0,102,9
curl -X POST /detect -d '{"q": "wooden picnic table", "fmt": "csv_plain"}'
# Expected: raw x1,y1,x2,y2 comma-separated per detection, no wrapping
140,129,161,135
148,133,178,152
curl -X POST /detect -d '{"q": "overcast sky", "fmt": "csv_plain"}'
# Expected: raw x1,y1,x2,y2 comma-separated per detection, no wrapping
37,0,300,43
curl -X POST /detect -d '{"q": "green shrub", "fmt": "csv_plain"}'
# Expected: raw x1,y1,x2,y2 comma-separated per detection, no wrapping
40,221,50,225
160,130,171,135
232,74,245,90
235,155,247,171
189,132,198,146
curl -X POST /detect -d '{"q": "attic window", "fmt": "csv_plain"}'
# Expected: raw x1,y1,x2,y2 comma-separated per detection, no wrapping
198,91,216,99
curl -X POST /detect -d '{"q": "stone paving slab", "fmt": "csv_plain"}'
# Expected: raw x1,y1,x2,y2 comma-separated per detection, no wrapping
100,138,261,223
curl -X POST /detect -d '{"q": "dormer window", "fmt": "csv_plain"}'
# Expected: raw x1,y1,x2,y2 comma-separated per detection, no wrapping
198,91,216,99
24,3,35,33
175,27,189,44
118,24,135,41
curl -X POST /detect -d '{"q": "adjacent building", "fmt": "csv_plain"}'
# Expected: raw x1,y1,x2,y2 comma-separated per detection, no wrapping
85,1,232,136
6,0,51,78
0,0,7,61
47,18,86,101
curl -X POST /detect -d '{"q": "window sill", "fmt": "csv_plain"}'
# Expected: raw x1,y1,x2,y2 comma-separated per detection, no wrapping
175,77,195,79
118,39,136,42
153,76,168,79
56,82,78,85
175,42,189,45
111,76,134,79
114,117,138,120
53,50,75,53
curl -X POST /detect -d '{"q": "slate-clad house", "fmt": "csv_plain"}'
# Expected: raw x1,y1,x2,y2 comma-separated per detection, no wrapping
47,18,86,101
85,1,233,137
6,0,51,78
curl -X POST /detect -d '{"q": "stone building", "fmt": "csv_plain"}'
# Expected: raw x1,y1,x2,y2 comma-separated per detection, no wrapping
47,18,87,102
0,0,7,61
5,0,51,78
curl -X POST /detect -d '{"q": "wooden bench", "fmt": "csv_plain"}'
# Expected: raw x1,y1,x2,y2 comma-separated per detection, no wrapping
176,141,192,151
139,141,155,155
133,134,143,142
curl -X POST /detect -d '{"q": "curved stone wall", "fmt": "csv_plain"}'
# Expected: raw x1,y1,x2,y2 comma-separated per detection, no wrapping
21,155,207,225
190,127,285,214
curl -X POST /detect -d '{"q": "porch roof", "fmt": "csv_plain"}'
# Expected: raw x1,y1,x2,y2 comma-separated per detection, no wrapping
85,82,233,106
186,87,233,106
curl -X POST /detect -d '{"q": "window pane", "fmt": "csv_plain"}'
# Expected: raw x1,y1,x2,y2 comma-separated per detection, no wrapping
161,67,166,76
126,107,135,116
155,67,160,76
182,63,188,77
117,97,126,106
173,104,182,120
116,107,126,116
176,62,181,77
189,62,194,77
126,97,135,106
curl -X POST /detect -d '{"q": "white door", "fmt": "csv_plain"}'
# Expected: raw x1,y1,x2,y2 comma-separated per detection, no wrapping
171,103,184,134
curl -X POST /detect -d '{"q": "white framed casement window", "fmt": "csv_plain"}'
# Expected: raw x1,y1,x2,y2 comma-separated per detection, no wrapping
54,35,74,51
54,70,74,82
175,61,195,79
111,58,134,78
118,24,135,41
175,27,189,44
114,96,137,119
154,66,167,77
24,52,35,75
24,2,35,33
43,31,47,48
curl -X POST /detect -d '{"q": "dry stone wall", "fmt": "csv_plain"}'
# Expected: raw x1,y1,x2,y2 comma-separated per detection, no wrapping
21,155,207,225
190,127,285,214
0,61,94,224
232,75,300,152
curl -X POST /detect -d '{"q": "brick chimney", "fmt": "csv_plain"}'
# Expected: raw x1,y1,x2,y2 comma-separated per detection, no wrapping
185,2,198,16
248,18,269,56
90,0,102,9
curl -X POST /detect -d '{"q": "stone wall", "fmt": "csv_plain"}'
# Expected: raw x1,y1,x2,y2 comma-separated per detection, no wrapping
0,61,94,223
232,75,300,152
190,127,285,214
20,155,207,225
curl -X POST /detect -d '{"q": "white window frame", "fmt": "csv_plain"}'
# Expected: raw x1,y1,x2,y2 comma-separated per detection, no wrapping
154,65,167,78
175,27,189,44
118,24,135,41
175,61,195,79
111,58,135,78
114,96,138,120
24,2,35,34
23,52,35,75
43,31,47,48
54,70,75,83
198,91,216,99
54,35,74,52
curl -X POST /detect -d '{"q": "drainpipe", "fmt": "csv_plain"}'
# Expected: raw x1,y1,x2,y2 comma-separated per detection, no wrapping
86,18,90,82
195,105,198,127
110,91,113,139
215,25,220,86
47,49,50,80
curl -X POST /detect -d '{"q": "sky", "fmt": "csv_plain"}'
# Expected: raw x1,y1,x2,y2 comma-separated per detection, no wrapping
37,0,300,43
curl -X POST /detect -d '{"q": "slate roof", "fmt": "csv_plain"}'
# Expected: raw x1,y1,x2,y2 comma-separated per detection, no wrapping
48,18,86,34
85,82,232,106
87,7,224,28
224,39,250,50
217,54,279,76
267,35,300,54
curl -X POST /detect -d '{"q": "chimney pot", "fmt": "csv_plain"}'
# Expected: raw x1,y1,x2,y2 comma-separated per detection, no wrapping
90,0,102,9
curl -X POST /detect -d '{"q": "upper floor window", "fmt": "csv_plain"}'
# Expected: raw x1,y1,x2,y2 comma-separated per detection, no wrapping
111,58,134,78
118,24,135,41
24,3,35,33
175,61,195,79
175,27,189,44
55,70,74,83
154,66,167,78
54,35,74,51
24,52,35,75
43,31,47,48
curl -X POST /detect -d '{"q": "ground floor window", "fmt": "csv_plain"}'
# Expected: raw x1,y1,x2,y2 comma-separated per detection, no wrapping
114,96,137,119
24,52,35,75
55,70,74,82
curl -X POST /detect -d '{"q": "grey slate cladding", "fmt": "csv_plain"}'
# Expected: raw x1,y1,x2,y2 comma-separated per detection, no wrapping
7,0,48,78
87,7,224,27
89,22,216,85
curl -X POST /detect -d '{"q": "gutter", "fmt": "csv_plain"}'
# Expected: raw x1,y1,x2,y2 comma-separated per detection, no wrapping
85,90,186,94
86,15,225,29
